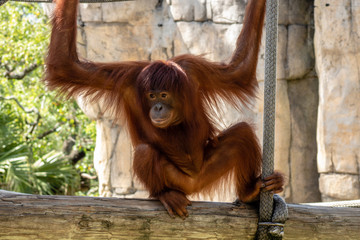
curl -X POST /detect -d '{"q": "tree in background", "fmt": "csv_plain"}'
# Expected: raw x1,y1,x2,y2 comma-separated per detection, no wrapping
0,2,97,195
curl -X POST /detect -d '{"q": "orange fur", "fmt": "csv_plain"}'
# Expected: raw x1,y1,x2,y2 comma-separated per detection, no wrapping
46,0,284,217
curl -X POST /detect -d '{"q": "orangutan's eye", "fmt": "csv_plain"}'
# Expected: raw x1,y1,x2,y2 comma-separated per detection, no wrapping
160,93,168,99
148,93,156,100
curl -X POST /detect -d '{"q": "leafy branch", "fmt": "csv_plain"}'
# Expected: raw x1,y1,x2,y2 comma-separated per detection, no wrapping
0,95,41,138
36,125,62,140
0,95,40,118
3,63,39,80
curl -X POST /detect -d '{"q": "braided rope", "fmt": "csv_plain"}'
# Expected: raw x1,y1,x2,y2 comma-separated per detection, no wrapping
256,0,288,239
1,0,131,7
260,0,278,222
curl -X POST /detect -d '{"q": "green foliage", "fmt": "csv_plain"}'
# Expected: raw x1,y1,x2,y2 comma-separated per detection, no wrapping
0,145,79,194
0,2,47,80
0,3,97,196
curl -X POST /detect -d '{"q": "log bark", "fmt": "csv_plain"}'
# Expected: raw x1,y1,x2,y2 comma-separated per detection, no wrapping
0,190,359,239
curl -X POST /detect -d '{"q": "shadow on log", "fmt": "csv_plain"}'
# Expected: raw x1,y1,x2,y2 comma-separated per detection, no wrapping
1,190,360,239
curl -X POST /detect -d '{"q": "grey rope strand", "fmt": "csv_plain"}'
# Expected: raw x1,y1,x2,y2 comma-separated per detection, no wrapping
1,0,132,7
257,0,288,239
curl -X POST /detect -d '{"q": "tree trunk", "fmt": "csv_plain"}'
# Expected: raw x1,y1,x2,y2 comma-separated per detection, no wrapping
0,190,359,239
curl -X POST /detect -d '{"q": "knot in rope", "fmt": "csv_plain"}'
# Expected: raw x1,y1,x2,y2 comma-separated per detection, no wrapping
257,195,288,239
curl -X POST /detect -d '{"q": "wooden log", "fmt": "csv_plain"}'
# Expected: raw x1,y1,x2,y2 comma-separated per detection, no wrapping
0,190,360,239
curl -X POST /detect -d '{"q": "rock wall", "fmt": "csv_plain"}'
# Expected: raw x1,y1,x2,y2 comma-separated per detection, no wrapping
44,0,359,203
314,0,360,201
